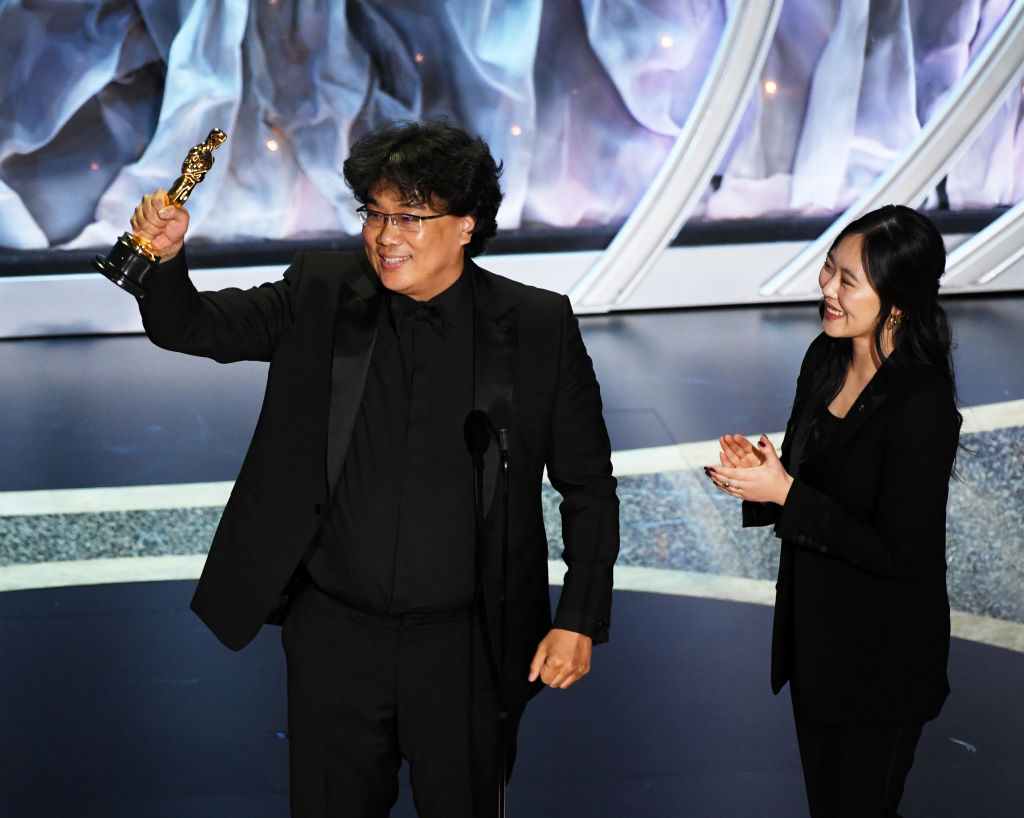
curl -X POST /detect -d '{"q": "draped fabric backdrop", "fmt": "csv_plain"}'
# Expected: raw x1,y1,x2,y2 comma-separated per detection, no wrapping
0,0,1021,252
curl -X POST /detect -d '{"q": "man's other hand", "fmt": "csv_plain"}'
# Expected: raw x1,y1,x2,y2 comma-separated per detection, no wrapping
528,628,592,689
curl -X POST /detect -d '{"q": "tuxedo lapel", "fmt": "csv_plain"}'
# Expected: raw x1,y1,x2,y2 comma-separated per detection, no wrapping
470,265,519,514
326,254,383,498
468,264,519,675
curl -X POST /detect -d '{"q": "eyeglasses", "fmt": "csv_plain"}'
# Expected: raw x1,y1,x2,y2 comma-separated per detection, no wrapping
356,206,449,233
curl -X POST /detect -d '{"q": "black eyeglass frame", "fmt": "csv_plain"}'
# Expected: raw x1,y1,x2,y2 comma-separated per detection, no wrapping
356,205,451,232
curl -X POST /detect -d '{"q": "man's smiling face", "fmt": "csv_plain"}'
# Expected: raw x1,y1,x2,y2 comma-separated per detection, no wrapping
361,182,476,302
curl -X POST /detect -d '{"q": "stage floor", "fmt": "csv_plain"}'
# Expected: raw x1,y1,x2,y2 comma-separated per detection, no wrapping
1,293,1022,815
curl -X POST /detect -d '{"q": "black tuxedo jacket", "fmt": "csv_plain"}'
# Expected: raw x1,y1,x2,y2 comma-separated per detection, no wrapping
139,250,619,711
744,333,959,727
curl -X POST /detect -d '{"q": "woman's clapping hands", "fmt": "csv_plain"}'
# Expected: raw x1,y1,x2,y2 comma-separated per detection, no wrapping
705,433,794,506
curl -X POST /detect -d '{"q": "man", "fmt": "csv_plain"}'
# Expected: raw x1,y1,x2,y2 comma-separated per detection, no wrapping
130,120,619,817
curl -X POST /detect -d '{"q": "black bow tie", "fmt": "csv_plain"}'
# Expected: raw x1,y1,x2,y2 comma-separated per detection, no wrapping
389,296,448,337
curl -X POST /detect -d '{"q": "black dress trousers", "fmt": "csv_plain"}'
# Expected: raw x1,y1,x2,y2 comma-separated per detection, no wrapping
283,581,511,818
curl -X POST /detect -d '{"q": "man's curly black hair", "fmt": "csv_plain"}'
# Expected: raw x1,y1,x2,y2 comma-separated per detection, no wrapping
343,119,504,258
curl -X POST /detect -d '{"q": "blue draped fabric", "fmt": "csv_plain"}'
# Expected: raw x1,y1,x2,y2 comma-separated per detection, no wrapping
0,0,1019,251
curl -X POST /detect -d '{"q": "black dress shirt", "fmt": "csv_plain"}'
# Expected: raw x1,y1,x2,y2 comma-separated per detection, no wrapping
305,272,476,616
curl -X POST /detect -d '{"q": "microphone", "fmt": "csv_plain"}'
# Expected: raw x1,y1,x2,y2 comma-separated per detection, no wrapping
487,397,514,456
464,409,491,458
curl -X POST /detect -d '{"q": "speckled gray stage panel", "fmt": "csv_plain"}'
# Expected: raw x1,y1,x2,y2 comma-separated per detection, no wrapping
1,428,1021,624
0,507,224,564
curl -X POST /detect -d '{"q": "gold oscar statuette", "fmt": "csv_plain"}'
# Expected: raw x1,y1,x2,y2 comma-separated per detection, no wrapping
92,128,227,298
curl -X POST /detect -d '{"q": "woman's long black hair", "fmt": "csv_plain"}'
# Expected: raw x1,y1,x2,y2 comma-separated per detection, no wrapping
808,204,959,415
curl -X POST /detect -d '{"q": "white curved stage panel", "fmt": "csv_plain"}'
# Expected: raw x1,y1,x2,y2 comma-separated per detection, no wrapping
568,0,785,312
943,197,1024,289
756,2,1024,299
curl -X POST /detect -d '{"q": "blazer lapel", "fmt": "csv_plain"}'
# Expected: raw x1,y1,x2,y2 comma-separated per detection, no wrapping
787,359,890,476
830,369,890,453
326,254,383,498
785,396,814,480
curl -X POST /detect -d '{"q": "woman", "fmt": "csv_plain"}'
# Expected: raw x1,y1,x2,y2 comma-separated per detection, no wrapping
706,205,961,817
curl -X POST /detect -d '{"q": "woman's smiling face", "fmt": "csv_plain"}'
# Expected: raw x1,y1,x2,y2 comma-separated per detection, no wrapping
819,233,884,346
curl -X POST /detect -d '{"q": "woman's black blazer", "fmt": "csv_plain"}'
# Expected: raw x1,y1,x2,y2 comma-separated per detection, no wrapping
744,333,961,727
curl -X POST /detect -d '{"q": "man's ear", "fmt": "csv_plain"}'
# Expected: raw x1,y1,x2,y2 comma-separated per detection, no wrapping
459,215,476,246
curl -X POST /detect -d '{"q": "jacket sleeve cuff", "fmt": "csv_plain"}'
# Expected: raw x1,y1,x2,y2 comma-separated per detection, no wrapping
742,499,779,528
552,606,610,644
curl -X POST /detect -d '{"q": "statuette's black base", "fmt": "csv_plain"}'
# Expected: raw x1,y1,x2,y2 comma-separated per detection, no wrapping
91,233,158,299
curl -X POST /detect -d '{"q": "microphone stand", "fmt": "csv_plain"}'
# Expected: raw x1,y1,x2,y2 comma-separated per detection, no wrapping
497,425,510,818
464,407,511,818
464,410,505,817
